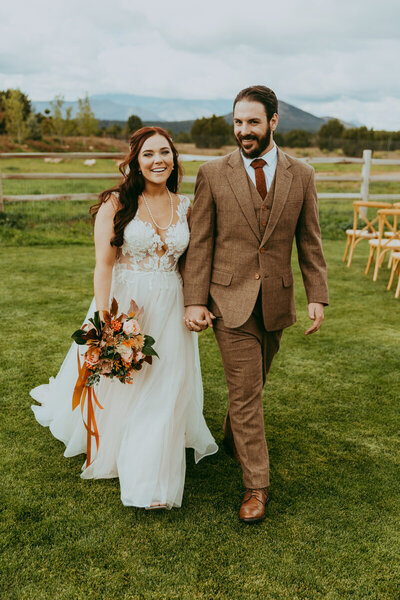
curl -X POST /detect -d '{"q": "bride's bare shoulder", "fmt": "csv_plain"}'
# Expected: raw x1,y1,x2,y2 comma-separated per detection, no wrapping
98,192,122,218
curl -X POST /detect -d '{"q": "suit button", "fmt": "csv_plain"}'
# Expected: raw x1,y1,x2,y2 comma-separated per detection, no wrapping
260,248,266,254
262,205,267,211
261,221,267,227
255,273,260,280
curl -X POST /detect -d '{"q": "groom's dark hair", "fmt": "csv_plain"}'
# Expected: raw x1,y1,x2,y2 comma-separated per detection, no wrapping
234,85,278,121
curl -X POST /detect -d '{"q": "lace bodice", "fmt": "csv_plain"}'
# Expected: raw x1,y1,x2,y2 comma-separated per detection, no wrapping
115,195,190,274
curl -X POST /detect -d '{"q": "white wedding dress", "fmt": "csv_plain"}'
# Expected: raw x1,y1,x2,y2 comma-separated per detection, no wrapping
30,195,218,508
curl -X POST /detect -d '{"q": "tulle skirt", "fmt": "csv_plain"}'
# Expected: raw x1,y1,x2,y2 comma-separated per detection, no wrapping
30,266,218,508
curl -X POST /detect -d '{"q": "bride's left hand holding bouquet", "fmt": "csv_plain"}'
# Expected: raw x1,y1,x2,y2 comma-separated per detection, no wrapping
71,298,158,466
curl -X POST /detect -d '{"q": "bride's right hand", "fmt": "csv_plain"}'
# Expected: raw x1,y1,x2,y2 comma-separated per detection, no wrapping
184,306,215,332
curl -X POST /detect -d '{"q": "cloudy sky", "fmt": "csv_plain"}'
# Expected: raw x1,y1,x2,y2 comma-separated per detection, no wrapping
1,0,399,129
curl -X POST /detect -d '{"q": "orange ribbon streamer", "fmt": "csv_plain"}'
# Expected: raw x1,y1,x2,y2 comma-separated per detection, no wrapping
73,349,103,467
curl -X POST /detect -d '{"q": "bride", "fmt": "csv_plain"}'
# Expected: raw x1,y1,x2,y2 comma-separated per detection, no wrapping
30,126,218,509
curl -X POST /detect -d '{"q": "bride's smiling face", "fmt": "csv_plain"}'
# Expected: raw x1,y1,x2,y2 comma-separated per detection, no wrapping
138,134,174,185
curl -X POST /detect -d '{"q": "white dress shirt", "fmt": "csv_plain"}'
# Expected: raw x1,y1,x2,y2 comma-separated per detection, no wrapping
241,143,278,192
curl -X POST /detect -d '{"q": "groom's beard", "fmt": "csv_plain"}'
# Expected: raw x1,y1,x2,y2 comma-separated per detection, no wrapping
235,125,272,159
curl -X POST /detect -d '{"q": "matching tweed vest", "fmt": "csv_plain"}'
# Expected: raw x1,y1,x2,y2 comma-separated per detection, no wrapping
248,172,277,237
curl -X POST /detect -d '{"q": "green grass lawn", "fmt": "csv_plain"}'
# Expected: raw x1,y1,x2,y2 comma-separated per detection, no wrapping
1,239,399,599
0,193,394,247
0,158,201,177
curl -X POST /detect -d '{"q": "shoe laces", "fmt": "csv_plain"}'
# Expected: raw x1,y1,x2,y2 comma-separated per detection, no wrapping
246,488,268,502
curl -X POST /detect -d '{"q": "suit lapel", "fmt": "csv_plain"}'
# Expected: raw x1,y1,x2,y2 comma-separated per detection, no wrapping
226,150,261,242
260,148,293,246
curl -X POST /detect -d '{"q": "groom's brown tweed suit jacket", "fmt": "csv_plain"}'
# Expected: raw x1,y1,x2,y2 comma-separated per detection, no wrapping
183,147,329,329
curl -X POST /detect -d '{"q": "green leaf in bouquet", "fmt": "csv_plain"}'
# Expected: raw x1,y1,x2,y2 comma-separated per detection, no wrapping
142,334,159,358
89,311,102,335
142,346,159,358
93,310,102,331
71,329,87,345
88,318,97,332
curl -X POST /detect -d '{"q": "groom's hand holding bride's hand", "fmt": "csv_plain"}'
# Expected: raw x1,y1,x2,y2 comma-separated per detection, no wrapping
184,306,215,332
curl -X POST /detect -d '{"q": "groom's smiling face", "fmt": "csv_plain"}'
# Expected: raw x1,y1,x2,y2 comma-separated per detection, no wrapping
233,100,278,159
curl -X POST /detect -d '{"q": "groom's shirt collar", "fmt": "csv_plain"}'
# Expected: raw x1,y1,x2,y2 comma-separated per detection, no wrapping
241,142,277,168
241,143,278,191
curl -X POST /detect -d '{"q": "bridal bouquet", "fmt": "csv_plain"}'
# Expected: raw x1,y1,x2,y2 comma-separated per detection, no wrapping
72,297,158,386
71,298,158,466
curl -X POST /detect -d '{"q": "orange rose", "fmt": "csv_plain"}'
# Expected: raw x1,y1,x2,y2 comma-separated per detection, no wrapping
85,346,101,367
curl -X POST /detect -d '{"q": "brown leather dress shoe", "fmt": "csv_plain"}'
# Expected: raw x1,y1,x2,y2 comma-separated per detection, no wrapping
239,488,269,523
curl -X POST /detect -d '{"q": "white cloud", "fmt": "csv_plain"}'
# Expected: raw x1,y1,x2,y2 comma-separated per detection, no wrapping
300,96,400,130
0,0,399,129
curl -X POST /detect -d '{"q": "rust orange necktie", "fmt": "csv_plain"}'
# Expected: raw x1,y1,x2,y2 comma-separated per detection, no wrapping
250,158,267,199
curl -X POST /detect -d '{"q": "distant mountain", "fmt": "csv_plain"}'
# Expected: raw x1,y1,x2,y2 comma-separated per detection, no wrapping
145,103,327,135
32,93,336,133
32,94,234,123
224,101,326,133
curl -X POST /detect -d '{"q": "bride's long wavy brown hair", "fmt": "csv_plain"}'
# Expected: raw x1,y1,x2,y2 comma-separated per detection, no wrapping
90,126,183,247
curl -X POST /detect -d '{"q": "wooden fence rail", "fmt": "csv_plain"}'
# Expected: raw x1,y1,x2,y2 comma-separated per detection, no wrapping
1,149,400,211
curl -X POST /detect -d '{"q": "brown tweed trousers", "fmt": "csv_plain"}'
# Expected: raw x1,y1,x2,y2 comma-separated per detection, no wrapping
183,147,329,488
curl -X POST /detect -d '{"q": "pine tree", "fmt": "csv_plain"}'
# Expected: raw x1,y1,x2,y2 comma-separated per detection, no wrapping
191,115,233,148
126,114,143,137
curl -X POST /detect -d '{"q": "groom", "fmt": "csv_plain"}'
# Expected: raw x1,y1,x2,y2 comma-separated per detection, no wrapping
183,85,328,523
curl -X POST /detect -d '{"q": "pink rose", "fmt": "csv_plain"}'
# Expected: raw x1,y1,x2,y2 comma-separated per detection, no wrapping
85,346,101,366
123,319,140,335
119,346,133,363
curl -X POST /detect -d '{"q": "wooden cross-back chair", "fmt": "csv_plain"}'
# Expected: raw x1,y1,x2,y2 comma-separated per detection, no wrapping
387,251,400,299
365,208,400,281
383,202,400,243
343,201,392,267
